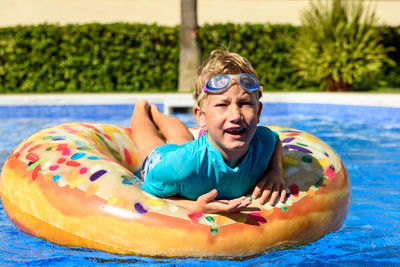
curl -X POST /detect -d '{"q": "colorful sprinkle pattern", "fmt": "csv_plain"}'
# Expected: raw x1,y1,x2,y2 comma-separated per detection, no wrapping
11,123,342,236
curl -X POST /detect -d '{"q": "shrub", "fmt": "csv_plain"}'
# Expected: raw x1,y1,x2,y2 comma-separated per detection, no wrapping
0,24,180,93
290,0,396,91
199,23,301,91
0,22,398,93
379,26,400,88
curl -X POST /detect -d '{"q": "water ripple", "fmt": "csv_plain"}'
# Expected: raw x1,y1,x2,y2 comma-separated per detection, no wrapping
1,114,399,265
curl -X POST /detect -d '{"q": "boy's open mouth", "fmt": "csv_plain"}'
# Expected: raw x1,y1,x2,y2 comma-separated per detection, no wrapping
225,127,246,136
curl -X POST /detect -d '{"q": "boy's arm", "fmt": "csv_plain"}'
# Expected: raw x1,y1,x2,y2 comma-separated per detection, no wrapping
251,140,287,205
163,189,251,214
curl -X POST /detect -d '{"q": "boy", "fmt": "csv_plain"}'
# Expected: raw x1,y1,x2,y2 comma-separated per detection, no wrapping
131,50,286,213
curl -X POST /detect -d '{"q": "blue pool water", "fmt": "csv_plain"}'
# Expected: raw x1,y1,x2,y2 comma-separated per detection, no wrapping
0,102,399,266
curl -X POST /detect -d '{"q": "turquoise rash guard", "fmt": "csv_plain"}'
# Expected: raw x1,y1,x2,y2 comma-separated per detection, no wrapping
140,126,279,200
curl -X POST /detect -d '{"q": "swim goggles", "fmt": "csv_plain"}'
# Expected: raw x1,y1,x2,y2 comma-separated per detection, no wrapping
203,73,261,93
195,73,262,107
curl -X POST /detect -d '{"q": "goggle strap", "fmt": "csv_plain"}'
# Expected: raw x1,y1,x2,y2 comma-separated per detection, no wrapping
195,91,206,107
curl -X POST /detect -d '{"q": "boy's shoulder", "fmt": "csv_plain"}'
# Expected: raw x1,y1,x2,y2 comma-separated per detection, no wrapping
253,126,280,144
255,125,274,136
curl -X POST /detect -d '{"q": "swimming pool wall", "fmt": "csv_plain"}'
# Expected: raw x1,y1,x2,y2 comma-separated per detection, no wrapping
1,93,399,124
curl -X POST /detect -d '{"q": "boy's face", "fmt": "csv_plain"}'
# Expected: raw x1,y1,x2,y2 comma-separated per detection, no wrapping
194,82,262,162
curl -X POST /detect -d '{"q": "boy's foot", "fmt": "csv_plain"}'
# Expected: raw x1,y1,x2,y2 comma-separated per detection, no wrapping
149,104,170,129
135,99,150,113
131,99,150,126
150,104,162,125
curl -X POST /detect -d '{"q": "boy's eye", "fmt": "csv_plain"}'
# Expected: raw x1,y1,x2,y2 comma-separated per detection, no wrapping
215,103,227,107
240,101,254,107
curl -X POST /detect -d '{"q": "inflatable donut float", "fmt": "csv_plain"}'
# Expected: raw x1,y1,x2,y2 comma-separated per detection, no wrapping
0,122,351,257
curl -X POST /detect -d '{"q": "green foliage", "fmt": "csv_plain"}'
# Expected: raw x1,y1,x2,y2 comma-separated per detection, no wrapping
199,23,301,91
0,22,398,93
378,26,400,88
0,23,180,93
290,0,396,91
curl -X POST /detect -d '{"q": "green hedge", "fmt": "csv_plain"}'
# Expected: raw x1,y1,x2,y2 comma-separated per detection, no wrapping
379,26,400,88
0,23,398,93
0,24,180,93
200,24,304,91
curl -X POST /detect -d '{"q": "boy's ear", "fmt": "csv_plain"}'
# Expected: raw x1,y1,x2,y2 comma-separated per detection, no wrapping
257,101,263,123
193,106,206,127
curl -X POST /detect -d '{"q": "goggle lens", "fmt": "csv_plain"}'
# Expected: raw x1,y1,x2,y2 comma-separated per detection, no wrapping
207,75,231,90
240,74,258,88
204,74,259,93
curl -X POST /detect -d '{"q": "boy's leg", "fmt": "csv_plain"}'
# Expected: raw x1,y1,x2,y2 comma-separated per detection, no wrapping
131,100,165,165
150,105,194,145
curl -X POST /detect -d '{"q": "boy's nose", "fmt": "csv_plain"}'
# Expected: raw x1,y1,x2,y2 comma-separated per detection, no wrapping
229,104,242,122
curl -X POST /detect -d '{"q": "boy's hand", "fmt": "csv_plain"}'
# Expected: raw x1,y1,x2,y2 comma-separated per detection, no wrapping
195,189,251,214
251,140,287,205
251,168,286,205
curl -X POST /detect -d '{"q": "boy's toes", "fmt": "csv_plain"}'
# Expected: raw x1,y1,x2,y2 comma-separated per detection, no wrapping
135,99,149,110
150,104,160,114
131,100,150,125
150,104,162,122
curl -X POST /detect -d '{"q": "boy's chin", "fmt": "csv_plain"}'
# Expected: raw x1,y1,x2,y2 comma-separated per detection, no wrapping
224,142,250,156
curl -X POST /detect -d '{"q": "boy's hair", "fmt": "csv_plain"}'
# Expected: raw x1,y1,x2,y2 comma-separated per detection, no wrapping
193,49,261,107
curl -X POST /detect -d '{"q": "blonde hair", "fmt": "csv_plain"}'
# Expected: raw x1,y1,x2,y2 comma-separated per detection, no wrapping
193,49,261,107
